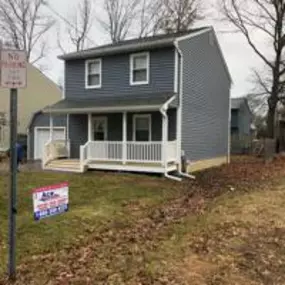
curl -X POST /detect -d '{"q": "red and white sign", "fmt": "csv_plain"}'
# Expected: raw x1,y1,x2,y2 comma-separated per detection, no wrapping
32,182,69,221
0,50,27,88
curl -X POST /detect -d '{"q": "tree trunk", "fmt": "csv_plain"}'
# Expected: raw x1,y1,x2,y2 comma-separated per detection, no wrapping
267,104,276,138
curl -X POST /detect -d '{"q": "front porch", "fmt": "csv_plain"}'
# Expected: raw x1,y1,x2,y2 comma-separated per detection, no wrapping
44,140,178,174
41,94,182,178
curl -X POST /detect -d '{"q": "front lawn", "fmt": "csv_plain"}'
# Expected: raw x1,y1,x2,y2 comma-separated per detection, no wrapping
0,172,179,279
1,157,285,284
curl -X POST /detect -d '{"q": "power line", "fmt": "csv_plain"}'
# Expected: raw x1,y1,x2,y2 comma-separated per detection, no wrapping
44,2,97,47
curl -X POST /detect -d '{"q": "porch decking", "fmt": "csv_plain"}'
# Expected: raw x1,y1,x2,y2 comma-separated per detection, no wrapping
44,159,178,174
42,140,179,174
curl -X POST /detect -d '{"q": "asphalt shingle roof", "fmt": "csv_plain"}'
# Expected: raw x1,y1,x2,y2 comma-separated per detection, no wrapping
58,27,210,60
43,92,177,113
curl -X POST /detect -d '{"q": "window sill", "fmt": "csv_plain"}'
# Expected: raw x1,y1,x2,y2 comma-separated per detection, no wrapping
130,81,149,86
85,85,102,89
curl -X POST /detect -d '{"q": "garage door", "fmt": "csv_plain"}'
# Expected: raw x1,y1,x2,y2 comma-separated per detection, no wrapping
34,128,65,160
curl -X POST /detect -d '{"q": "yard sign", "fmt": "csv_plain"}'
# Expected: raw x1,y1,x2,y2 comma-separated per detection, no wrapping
1,50,27,88
32,182,69,221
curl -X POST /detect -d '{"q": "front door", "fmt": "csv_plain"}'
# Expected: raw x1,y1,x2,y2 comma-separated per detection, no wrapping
93,117,107,141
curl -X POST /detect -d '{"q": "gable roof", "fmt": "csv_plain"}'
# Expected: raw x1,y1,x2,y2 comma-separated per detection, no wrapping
58,27,210,61
231,97,253,118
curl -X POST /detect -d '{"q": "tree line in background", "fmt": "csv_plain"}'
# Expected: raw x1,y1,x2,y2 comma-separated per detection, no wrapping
0,0,285,140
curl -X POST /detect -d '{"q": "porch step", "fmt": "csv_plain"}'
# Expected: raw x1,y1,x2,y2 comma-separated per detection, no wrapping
44,159,85,173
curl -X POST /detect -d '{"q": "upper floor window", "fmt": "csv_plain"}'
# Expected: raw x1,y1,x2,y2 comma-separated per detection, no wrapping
85,59,102,89
130,52,149,85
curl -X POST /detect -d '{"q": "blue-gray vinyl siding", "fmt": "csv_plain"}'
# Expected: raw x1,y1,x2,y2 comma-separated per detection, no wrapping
238,104,252,136
65,47,175,99
178,30,231,162
28,113,67,159
231,107,252,137
69,114,88,158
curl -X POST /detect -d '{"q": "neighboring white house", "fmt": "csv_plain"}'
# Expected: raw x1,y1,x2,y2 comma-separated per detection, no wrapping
0,63,62,151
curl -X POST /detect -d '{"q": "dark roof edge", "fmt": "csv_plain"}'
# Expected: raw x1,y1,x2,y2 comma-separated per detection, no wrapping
58,38,174,60
58,27,210,61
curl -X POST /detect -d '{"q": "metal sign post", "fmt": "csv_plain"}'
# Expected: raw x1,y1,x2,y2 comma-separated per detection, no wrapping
8,88,17,279
0,49,27,280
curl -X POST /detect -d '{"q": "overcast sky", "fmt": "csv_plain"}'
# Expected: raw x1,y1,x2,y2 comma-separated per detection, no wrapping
40,0,268,98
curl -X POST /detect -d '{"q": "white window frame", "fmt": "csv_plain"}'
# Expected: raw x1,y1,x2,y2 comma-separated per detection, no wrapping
92,116,108,141
132,114,152,141
130,52,150,86
85,58,102,89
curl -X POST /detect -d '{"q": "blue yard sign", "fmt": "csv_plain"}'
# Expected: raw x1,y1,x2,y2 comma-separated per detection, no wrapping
32,182,69,221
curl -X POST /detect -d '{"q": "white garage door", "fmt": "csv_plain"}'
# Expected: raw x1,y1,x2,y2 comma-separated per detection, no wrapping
34,128,65,160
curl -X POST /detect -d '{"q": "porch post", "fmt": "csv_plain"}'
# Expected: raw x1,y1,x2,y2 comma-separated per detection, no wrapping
66,114,70,140
49,113,54,141
66,114,70,158
88,113,92,142
162,113,168,166
122,112,127,164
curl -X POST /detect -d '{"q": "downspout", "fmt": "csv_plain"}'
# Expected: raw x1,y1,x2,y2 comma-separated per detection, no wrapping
174,40,195,180
159,95,182,182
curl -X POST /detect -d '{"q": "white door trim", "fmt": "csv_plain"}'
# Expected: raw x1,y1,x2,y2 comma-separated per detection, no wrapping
34,126,66,160
92,116,108,141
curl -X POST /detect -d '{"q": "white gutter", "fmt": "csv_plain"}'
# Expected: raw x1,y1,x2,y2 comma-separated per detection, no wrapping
174,40,195,180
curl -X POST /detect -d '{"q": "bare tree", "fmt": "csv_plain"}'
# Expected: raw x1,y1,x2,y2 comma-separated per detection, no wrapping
157,0,203,34
99,0,140,43
137,0,163,37
0,0,55,63
220,0,285,138
58,0,93,53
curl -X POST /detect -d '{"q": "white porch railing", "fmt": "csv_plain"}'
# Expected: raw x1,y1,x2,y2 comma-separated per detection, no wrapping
42,140,70,167
127,142,162,163
87,141,123,161
80,140,177,166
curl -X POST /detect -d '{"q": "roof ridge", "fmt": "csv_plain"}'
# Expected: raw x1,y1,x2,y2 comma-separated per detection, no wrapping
59,26,211,60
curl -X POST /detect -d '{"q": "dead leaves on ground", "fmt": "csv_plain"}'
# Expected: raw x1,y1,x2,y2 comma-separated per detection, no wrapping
2,156,285,284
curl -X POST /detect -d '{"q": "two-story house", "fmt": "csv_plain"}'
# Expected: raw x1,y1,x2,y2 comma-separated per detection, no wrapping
28,27,232,179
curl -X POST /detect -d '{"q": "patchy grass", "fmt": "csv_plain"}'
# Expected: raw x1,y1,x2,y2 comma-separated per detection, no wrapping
1,156,285,284
0,172,179,278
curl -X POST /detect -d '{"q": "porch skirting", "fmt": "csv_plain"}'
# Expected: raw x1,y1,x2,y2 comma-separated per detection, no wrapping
187,156,228,173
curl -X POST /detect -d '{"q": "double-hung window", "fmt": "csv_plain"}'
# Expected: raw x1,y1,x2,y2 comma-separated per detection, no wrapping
130,52,149,85
85,59,102,88
133,114,151,141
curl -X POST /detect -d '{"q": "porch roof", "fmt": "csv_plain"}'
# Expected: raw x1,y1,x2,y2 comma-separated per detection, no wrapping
43,92,178,114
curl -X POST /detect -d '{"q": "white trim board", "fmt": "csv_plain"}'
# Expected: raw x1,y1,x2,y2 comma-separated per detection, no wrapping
34,126,66,160
87,163,174,174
